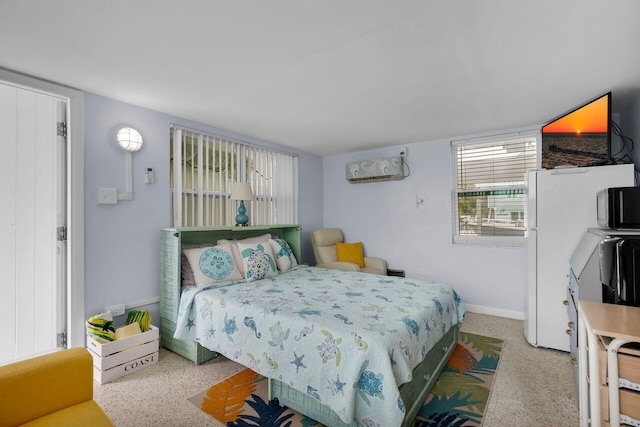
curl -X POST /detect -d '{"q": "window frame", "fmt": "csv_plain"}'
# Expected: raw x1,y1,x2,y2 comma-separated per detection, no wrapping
451,130,540,247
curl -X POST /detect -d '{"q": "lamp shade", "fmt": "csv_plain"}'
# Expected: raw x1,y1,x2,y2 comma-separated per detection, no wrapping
230,182,254,201
116,127,144,152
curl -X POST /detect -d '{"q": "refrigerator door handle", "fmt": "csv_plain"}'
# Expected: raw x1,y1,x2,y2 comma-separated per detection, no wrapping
616,242,622,302
526,171,537,229
550,168,588,175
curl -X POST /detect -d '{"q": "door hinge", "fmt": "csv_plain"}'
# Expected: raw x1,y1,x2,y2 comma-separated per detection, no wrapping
57,122,67,137
57,332,67,348
57,226,67,241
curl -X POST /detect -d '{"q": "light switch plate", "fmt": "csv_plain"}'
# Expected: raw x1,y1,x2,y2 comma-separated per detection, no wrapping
98,188,118,204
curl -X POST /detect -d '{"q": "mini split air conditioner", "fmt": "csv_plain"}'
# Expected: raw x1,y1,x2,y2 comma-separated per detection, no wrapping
345,156,404,183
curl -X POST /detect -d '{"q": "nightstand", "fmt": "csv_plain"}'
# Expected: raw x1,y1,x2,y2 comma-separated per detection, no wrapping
387,269,405,277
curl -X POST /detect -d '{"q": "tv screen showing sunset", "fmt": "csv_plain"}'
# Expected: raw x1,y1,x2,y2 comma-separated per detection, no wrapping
541,93,610,169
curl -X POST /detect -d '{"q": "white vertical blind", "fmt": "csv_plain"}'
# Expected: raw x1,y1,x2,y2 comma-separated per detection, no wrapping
275,152,298,224
170,124,298,227
196,134,203,226
452,132,538,244
171,129,182,227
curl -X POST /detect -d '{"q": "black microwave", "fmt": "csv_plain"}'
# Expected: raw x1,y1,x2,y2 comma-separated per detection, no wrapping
597,186,640,229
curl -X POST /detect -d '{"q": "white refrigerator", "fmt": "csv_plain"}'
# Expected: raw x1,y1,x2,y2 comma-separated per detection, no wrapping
525,164,634,351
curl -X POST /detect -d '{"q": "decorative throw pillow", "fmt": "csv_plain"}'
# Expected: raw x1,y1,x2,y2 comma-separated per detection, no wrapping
238,241,278,282
336,242,365,268
183,243,242,287
268,238,298,272
181,242,214,287
217,234,271,277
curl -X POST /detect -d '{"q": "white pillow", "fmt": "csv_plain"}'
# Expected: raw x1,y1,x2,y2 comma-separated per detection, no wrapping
238,241,278,282
217,234,271,277
268,238,298,272
182,243,242,287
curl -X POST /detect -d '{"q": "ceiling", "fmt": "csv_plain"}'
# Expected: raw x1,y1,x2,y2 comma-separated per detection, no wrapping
2,1,640,156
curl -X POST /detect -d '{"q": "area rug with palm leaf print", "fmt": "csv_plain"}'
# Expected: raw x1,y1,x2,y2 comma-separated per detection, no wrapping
188,332,503,426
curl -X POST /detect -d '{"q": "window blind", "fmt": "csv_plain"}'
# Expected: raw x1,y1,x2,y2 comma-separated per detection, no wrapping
170,125,298,227
452,133,538,243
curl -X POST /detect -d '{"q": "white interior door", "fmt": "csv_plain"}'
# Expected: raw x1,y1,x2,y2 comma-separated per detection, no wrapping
0,82,67,364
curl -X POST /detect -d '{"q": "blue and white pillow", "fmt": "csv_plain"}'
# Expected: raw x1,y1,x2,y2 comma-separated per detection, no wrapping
268,238,298,272
183,243,242,287
238,242,278,282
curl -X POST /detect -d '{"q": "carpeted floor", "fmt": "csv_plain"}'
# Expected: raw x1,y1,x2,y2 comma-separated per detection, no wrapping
93,313,579,426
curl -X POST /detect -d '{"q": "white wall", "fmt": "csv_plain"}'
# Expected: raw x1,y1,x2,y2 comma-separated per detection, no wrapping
620,91,640,174
322,133,531,319
84,93,324,322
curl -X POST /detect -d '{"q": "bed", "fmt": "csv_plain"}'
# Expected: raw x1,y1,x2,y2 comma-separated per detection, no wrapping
160,225,465,427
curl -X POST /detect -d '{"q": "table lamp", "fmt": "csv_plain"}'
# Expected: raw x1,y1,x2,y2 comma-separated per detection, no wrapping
230,182,254,226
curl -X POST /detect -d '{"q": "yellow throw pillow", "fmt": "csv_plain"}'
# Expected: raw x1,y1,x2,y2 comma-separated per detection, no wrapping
336,242,365,268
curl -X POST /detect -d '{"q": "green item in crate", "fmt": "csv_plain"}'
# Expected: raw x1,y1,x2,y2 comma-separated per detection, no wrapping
125,309,151,332
86,313,116,342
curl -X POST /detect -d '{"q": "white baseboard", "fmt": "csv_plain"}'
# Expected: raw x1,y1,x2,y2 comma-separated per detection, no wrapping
465,303,524,320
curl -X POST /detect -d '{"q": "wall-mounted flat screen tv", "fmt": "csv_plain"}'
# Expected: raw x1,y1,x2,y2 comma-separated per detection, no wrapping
541,92,611,169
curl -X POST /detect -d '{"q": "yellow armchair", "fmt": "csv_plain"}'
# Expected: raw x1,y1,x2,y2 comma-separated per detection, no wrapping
311,228,387,275
0,347,114,427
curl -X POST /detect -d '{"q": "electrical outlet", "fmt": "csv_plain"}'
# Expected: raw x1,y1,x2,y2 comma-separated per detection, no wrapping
400,147,408,157
98,188,118,204
106,303,126,316
417,268,428,276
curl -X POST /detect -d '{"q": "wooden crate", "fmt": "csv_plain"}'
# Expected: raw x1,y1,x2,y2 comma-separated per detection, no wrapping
87,325,159,384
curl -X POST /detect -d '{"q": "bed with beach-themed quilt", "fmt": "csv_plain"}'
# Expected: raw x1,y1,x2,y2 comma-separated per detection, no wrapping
160,225,465,427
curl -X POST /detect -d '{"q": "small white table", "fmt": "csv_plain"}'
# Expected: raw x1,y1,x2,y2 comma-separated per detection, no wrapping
578,300,640,427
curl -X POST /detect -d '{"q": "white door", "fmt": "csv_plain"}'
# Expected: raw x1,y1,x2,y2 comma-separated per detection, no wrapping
0,83,67,364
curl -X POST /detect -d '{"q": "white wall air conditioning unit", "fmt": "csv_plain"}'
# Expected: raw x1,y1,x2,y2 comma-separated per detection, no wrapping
345,156,404,183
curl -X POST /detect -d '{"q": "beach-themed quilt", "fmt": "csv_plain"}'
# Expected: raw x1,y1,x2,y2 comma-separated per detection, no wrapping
174,266,465,427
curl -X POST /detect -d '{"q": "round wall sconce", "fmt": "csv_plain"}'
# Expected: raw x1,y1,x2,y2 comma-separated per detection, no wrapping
116,127,144,152
113,126,144,201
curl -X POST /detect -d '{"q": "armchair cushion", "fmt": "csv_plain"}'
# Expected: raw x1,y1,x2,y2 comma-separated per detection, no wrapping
0,347,114,427
316,261,361,272
362,257,387,275
336,242,365,267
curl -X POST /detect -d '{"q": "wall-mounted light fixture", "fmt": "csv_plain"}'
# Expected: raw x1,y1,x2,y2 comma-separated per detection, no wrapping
116,127,144,152
116,127,143,201
230,182,254,226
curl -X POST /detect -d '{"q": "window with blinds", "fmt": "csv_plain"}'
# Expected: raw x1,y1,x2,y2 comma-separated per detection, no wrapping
452,132,538,245
170,124,298,227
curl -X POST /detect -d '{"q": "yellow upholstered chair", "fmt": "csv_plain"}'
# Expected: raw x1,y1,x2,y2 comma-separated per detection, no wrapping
311,228,387,275
0,347,114,427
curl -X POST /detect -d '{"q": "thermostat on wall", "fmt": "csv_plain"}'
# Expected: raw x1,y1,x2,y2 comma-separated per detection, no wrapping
145,167,154,184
